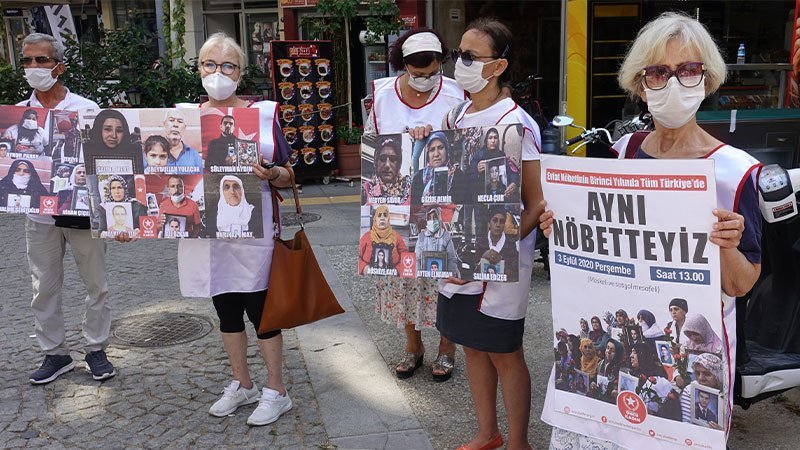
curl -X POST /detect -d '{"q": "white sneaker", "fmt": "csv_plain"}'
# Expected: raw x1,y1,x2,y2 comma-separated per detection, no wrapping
209,380,261,417
246,387,293,426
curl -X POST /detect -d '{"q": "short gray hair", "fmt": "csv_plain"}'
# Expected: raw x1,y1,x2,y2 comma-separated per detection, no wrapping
618,12,726,99
22,33,66,61
198,32,247,70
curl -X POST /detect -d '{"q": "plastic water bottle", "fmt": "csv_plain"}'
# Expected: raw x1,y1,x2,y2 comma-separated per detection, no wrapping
737,43,746,64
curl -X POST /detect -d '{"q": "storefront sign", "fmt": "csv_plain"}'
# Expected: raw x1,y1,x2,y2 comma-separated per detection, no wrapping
279,0,318,7
400,15,417,29
3,8,23,17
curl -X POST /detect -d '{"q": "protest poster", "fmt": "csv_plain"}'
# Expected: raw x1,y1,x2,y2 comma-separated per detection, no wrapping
539,155,728,449
359,124,523,281
79,107,263,239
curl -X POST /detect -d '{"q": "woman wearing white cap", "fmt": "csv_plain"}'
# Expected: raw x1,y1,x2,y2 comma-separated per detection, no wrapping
364,28,465,382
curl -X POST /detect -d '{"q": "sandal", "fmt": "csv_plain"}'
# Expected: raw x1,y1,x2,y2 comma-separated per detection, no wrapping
432,354,455,382
456,434,503,450
395,352,423,379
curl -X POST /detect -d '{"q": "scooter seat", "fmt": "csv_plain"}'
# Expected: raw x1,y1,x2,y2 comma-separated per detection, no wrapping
739,340,800,376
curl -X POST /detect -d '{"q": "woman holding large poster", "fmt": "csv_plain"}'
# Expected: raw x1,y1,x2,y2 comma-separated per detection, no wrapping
431,18,544,450
541,12,762,449
364,28,464,383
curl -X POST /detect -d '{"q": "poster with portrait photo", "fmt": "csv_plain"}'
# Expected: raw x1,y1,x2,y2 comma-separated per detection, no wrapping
596,375,610,396
542,156,728,448
138,108,203,175
161,214,188,239
236,139,259,167
71,186,90,211
202,173,263,239
103,202,135,238
361,133,411,206
482,157,507,201
610,327,625,342
0,104,52,157
422,251,447,276
78,108,144,175
691,383,723,429
358,204,411,276
200,107,260,173
0,139,15,157
145,192,159,215
0,156,52,214
143,173,205,239
574,370,590,396
655,340,674,366
471,203,520,282
49,110,82,163
370,245,394,270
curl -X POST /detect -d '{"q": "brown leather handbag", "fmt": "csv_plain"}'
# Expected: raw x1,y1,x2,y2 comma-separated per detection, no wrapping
258,174,344,334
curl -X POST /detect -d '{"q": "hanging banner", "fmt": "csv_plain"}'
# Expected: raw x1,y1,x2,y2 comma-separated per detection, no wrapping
44,5,78,46
270,40,336,178
359,125,524,282
540,155,728,449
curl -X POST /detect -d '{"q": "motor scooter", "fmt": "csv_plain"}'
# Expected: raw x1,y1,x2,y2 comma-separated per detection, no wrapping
735,164,800,408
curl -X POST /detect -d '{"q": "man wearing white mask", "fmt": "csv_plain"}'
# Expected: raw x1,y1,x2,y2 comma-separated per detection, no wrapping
17,33,116,385
157,176,201,238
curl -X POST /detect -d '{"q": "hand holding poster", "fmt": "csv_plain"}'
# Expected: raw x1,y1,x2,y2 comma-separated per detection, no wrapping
540,155,729,449
359,125,524,281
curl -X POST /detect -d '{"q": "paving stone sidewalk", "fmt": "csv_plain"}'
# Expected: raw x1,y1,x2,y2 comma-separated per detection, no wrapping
0,215,331,449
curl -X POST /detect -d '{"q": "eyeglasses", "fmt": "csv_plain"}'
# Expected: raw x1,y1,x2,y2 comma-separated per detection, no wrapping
19,56,60,66
451,46,507,67
201,60,239,75
640,62,705,90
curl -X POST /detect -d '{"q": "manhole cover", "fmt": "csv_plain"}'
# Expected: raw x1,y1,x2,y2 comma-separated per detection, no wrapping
281,212,322,226
112,313,213,347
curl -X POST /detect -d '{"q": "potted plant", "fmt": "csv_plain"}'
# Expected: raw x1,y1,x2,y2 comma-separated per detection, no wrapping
336,122,364,178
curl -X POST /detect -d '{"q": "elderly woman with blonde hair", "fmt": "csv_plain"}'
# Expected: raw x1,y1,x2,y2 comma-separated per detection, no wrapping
541,12,762,449
118,32,295,427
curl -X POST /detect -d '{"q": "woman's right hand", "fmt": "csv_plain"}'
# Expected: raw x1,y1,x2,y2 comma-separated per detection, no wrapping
539,200,554,238
408,125,432,141
476,160,486,173
115,233,136,243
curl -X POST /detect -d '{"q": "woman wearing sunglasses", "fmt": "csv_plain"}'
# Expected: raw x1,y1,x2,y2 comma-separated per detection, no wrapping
542,12,762,449
364,28,464,383
412,17,544,450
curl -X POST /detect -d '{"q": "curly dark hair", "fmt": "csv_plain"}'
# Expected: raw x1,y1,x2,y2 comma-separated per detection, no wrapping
388,28,448,72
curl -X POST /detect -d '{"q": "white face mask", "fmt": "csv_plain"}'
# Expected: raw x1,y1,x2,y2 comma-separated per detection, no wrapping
22,119,38,130
454,58,496,94
24,67,58,92
426,219,440,234
644,77,706,129
171,193,185,203
13,173,30,189
407,72,440,93
202,72,238,101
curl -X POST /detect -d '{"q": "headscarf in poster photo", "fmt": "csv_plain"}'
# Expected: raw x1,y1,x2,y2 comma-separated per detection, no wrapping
216,175,254,232
370,205,395,245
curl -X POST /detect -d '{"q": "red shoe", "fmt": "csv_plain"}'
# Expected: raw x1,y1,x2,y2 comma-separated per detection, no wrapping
456,434,504,450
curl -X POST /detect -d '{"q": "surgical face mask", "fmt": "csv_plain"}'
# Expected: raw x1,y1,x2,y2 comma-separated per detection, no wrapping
426,219,440,234
22,119,38,130
171,193,185,203
202,72,238,101
454,58,496,94
644,77,706,129
24,67,58,92
13,174,30,189
407,72,440,93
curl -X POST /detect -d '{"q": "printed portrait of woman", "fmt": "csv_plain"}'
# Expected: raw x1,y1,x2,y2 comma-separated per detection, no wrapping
358,205,408,274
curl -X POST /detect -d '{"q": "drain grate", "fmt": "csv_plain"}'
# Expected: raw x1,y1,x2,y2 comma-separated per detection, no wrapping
112,313,214,347
281,212,322,227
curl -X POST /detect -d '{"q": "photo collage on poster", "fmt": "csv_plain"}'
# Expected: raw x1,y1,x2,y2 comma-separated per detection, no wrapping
0,104,85,215
270,40,336,174
552,300,726,430
79,107,264,240
359,124,524,282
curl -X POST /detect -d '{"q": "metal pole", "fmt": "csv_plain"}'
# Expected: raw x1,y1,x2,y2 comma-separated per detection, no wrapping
345,17,353,126
559,0,567,116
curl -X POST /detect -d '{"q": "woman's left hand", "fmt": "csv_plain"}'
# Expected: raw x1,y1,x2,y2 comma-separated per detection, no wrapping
710,208,744,249
504,182,517,198
252,161,278,181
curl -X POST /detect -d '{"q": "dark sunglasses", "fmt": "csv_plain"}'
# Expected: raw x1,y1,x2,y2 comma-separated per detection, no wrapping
20,56,60,66
451,45,508,67
377,154,399,163
640,62,705,90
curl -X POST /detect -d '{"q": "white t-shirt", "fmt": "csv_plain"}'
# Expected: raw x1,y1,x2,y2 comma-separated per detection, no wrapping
17,89,100,225
175,101,285,298
438,97,542,320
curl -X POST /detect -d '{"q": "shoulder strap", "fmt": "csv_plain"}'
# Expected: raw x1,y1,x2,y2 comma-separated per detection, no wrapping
270,168,302,238
624,130,650,159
